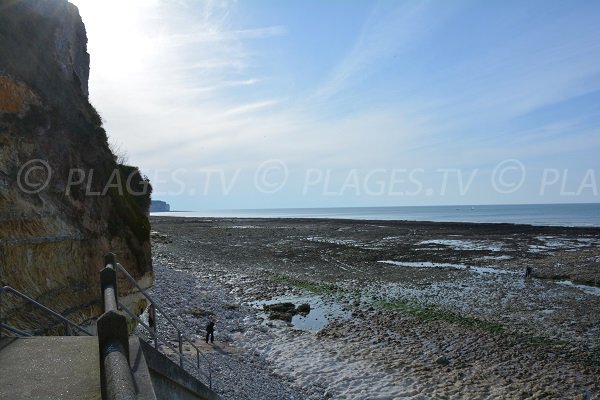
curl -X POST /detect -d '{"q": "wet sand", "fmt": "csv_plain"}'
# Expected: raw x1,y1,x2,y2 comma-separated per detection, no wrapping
149,216,600,399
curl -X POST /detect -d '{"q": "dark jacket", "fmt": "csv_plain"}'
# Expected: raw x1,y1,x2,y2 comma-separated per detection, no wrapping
206,321,215,334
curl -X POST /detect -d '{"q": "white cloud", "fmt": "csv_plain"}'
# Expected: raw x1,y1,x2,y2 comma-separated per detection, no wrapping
69,0,600,208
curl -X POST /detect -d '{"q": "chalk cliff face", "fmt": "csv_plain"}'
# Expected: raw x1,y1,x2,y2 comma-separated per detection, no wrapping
0,0,152,332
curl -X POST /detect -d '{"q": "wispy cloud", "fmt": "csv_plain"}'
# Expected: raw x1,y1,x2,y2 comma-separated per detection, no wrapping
220,100,280,117
159,25,287,46
313,1,444,100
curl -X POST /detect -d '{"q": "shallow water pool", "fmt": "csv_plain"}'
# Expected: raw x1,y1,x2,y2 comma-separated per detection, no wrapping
249,294,350,332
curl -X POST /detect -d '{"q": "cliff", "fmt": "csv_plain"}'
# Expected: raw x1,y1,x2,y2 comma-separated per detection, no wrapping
0,0,152,332
150,200,171,212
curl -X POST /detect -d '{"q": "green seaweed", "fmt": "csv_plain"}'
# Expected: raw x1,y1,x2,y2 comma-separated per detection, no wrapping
262,273,600,365
264,273,504,333
265,273,341,294
524,336,569,347
375,298,505,333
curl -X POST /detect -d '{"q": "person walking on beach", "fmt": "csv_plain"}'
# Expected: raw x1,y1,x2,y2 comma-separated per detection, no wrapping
147,303,155,330
206,316,215,344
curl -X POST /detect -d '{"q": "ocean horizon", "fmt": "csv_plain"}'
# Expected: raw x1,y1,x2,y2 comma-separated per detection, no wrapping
151,203,600,227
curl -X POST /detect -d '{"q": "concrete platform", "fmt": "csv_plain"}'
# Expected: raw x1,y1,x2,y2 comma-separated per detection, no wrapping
0,337,101,400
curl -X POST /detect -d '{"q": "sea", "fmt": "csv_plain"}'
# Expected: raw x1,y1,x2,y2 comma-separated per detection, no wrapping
151,203,600,227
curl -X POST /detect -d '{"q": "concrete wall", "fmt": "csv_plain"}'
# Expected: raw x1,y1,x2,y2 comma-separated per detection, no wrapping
149,370,209,400
132,337,218,400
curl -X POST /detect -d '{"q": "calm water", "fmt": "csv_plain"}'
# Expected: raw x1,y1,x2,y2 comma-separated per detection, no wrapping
152,203,600,227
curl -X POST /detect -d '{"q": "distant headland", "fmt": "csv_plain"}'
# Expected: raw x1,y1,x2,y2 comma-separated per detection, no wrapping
150,200,170,212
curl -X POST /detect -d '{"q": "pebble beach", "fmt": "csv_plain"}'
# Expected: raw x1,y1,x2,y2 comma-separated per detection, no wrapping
145,216,600,399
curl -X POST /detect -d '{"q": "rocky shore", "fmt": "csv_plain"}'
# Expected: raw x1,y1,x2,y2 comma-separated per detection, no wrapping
147,217,600,399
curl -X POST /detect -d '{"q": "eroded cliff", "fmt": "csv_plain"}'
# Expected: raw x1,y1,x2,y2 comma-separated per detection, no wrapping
0,0,152,332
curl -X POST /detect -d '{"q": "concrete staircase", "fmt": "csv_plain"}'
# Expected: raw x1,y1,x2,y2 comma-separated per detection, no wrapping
0,336,101,400
0,335,219,400
0,254,220,400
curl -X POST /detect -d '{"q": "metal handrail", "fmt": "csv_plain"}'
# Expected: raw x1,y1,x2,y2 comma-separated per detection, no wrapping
118,302,212,385
0,285,92,337
114,263,213,388
0,323,32,337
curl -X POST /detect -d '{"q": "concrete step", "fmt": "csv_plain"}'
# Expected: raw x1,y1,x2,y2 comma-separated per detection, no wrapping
0,336,101,400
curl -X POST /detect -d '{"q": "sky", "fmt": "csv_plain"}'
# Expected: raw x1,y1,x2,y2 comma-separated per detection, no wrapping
70,0,600,210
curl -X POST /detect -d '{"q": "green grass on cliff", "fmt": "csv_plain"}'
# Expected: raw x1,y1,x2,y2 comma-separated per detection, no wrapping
107,164,152,267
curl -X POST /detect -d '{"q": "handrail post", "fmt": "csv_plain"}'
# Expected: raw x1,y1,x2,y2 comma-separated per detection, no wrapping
98,253,129,357
101,253,119,312
0,288,4,339
64,321,72,336
150,302,158,348
99,253,135,400
0,287,4,339
178,330,183,368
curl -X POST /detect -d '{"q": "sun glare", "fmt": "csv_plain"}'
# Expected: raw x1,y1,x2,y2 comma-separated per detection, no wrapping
70,0,157,76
